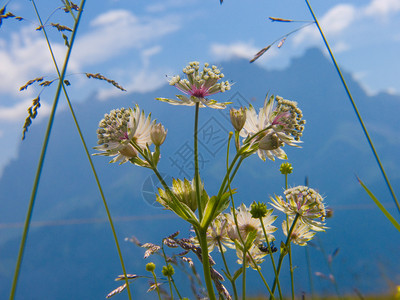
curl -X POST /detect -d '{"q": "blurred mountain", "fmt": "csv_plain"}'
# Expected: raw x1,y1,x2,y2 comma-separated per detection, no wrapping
1,48,399,299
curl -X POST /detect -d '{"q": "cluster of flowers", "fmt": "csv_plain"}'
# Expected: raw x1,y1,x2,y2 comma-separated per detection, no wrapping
95,62,305,165
94,61,328,285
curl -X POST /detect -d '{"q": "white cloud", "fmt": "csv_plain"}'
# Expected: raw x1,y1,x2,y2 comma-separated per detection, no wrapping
293,4,357,46
321,4,357,35
145,0,197,13
364,0,400,18
141,45,162,67
0,26,67,97
72,10,181,66
0,99,51,122
210,41,266,61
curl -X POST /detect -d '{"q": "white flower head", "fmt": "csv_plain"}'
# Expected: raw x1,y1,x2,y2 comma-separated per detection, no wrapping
94,105,154,164
225,203,277,245
156,62,232,109
282,216,316,246
240,95,305,161
270,186,327,231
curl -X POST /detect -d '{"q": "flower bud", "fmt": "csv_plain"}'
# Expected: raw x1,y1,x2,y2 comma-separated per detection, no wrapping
146,262,156,272
280,162,293,175
230,107,246,131
250,201,268,218
150,123,167,146
119,144,138,158
259,133,282,150
162,265,175,277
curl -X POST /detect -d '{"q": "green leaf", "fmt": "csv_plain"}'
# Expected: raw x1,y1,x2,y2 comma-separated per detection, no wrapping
358,177,400,232
232,268,243,281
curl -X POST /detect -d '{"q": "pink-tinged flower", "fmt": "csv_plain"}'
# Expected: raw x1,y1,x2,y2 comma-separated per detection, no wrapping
94,105,154,164
270,186,327,231
156,62,232,109
240,95,305,161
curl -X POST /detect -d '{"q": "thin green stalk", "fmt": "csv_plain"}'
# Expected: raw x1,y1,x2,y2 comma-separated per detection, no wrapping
194,103,203,220
304,0,400,215
259,218,282,300
217,240,239,300
283,173,295,300
32,2,132,298
150,270,162,300
225,139,273,299
129,141,195,223
161,244,175,300
171,280,182,300
196,227,217,300
9,2,85,299
242,248,247,300
287,216,295,300
270,214,300,299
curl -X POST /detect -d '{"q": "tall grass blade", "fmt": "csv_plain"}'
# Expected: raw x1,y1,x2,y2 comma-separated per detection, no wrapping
304,0,400,216
9,1,86,299
358,177,400,232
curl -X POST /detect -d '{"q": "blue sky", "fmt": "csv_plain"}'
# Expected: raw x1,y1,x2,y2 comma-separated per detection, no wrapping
0,0,399,175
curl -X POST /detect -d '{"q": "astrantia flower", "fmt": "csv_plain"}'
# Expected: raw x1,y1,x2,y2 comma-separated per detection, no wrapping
94,105,154,164
236,243,268,270
270,186,327,231
225,203,277,244
156,61,232,109
240,95,305,161
192,214,234,253
282,216,316,246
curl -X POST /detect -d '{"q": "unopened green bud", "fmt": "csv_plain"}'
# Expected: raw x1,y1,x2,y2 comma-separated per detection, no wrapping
146,262,156,272
250,201,268,218
280,162,293,175
230,107,246,131
162,264,175,277
150,123,167,146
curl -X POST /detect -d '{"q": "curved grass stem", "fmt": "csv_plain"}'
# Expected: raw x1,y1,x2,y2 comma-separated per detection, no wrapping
304,0,400,216
9,2,86,299
33,2,132,298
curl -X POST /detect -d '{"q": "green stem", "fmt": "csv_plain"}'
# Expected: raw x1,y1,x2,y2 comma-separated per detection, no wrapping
304,0,400,215
9,2,86,299
217,240,239,300
259,218,282,300
197,227,217,300
130,142,196,224
242,248,247,300
194,103,203,220
284,174,295,300
151,270,162,300
270,214,300,299
225,139,273,299
161,244,174,300
287,217,295,300
33,2,132,298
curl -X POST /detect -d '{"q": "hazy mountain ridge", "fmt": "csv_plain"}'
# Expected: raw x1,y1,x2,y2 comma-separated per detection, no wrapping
1,48,399,299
